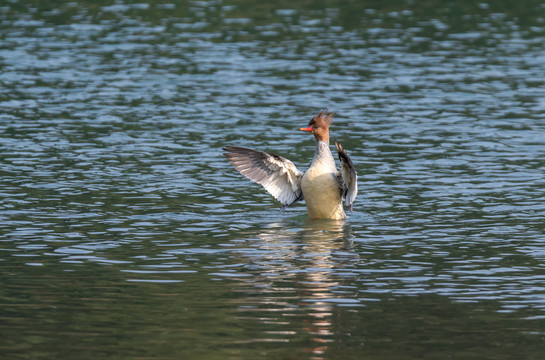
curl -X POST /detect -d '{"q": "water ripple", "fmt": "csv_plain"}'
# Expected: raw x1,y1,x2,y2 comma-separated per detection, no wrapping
2,1,545,358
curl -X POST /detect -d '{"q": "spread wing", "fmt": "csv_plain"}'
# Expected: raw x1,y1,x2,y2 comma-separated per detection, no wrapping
223,146,304,206
335,141,358,211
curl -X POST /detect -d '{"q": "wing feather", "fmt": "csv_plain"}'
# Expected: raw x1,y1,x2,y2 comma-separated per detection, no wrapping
335,141,358,211
223,146,304,206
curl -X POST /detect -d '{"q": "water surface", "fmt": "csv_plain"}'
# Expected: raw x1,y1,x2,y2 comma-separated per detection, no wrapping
2,0,545,359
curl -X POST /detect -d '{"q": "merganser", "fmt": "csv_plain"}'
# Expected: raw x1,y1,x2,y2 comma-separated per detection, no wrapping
223,111,357,220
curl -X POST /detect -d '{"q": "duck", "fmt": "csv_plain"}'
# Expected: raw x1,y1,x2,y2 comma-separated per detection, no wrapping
223,111,357,220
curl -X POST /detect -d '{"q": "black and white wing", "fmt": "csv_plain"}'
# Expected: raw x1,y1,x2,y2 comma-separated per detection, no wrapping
223,146,304,206
335,141,358,211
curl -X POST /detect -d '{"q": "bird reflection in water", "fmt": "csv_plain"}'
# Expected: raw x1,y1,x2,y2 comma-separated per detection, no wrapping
234,219,358,359
296,220,355,359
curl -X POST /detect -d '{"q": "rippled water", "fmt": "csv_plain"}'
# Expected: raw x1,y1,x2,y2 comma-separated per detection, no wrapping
2,0,545,358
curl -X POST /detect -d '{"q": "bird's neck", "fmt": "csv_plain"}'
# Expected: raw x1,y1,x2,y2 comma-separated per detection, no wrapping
310,141,336,171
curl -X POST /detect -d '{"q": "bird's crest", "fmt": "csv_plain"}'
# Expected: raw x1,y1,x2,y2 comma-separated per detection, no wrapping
308,110,334,128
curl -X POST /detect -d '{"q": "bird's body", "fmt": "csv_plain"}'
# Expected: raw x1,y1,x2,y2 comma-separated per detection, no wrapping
224,111,357,220
301,141,345,219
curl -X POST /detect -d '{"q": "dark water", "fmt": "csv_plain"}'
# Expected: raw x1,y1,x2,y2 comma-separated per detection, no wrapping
2,0,545,358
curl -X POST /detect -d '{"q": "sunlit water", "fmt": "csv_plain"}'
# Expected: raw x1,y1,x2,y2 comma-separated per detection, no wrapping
2,1,545,359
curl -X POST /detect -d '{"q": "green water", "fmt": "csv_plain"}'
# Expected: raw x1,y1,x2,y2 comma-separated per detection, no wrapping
2,0,545,359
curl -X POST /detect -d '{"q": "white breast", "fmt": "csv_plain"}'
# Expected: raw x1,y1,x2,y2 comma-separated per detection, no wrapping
301,142,345,220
